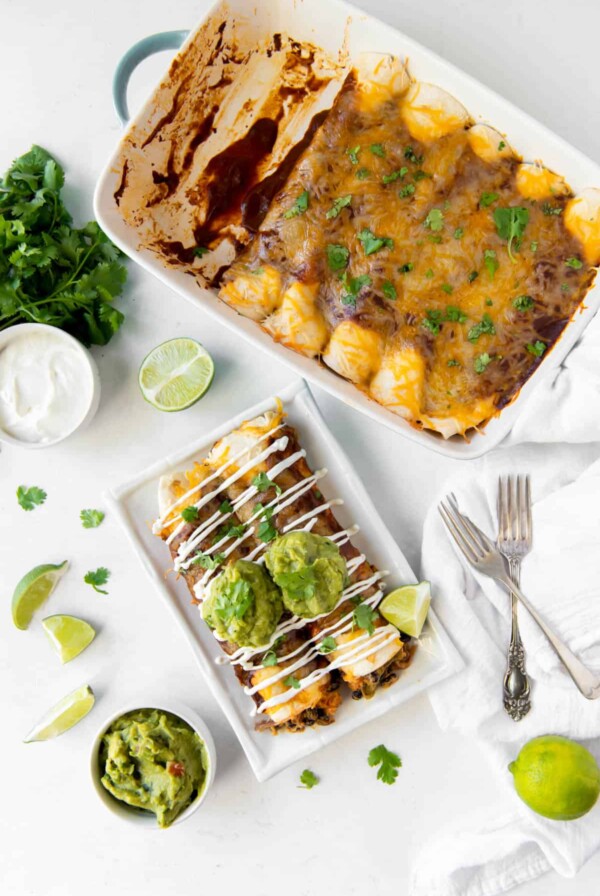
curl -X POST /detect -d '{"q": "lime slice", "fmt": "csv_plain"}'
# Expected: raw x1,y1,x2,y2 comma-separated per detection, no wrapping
11,561,69,630
379,581,431,638
138,337,214,411
42,614,96,663
23,684,95,743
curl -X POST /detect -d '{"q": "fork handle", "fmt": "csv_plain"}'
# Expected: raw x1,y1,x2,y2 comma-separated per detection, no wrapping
503,560,531,720
500,577,600,700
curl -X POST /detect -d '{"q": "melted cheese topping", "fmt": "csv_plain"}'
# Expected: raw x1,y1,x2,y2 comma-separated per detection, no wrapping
219,56,596,438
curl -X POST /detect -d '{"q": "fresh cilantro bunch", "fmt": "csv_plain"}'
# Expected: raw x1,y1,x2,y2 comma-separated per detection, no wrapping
0,145,127,345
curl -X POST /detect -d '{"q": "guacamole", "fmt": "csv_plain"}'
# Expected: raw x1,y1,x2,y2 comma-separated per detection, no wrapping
265,531,346,618
202,559,283,648
99,709,208,828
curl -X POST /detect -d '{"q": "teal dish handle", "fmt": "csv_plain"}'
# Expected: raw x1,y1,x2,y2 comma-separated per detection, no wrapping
113,30,190,125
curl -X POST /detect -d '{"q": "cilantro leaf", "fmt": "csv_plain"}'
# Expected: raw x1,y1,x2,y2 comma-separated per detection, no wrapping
192,552,225,569
352,602,378,636
441,283,453,295
284,675,301,689
181,505,200,523
80,508,105,529
453,227,464,239
398,184,415,198
484,249,499,280
513,295,534,311
257,518,278,543
356,167,370,180
382,280,397,300
398,263,413,274
193,246,209,257
219,499,233,514
368,744,402,785
423,208,444,232
527,340,546,357
318,636,338,654
357,228,393,255
468,313,496,343
565,256,583,270
468,270,479,283
299,769,319,789
277,566,317,603
480,192,499,208
404,146,424,164
382,167,408,184
262,650,278,667
541,202,562,217
213,579,252,624
474,353,494,374
283,190,309,219
493,206,529,261
445,305,467,323
326,243,350,272
370,143,386,158
16,485,47,511
340,272,372,307
326,195,352,220
252,472,282,495
346,146,361,165
84,567,110,594
422,309,443,335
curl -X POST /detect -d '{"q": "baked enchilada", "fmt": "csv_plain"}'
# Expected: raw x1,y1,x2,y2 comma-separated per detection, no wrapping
153,402,414,733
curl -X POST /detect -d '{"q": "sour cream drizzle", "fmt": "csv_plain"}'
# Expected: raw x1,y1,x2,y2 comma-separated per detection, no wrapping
157,419,402,720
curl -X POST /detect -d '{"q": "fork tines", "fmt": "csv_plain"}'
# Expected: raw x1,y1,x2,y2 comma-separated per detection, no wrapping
497,475,531,547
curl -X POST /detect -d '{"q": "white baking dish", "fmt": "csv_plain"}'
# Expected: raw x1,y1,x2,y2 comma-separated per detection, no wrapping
105,380,463,781
94,0,600,458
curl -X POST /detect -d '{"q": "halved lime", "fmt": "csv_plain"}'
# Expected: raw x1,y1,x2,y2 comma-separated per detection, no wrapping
42,615,96,663
23,684,95,743
138,337,214,411
11,561,69,630
379,581,431,638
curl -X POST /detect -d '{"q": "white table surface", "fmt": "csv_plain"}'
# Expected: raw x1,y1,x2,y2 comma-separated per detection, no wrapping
2,1,600,894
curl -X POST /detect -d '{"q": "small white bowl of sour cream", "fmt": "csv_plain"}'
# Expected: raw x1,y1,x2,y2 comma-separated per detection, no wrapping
0,323,100,449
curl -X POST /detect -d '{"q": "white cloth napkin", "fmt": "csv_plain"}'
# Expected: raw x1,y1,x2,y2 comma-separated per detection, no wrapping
411,310,600,896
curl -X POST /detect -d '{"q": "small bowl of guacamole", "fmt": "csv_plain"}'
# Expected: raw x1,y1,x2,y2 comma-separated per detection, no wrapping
91,700,215,828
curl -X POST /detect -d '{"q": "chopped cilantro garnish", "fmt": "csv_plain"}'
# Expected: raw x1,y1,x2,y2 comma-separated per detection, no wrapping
283,189,309,219
213,579,252,624
262,650,278,667
318,636,338,654
413,169,431,181
498,140,506,150
493,206,529,261
370,143,386,158
219,499,233,514
192,552,225,569
284,675,301,689
527,340,546,357
382,167,408,184
398,262,413,274
215,521,246,542
368,744,401,785
447,359,460,367
404,146,424,164
541,202,562,216
252,472,281,495
445,305,467,323
422,309,444,335
423,208,444,231
352,602,378,636
357,228,393,255
468,313,496,343
382,280,397,300
474,353,493,374
341,272,372,307
565,256,583,270
530,240,538,253
17,485,47,511
441,283,454,295
356,167,370,179
346,146,361,164
326,243,350,272
425,268,434,279
453,227,464,239
80,508,105,529
181,505,200,523
299,769,318,789
480,192,499,208
398,183,416,198
258,518,277,544
485,298,493,306
468,270,479,283
513,295,534,311
84,567,110,595
326,195,352,220
484,249,499,280
193,246,209,257
428,234,443,244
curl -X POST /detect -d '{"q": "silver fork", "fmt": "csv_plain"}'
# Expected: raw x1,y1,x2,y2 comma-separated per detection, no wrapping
439,495,600,701
497,475,532,721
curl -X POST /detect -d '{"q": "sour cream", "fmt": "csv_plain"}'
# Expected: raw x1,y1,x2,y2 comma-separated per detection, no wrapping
0,325,98,446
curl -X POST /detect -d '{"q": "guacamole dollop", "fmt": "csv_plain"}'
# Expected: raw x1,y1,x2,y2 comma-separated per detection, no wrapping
202,559,283,648
265,531,346,618
99,709,208,828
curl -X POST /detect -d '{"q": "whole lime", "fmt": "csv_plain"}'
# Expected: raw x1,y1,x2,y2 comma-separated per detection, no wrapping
509,735,600,821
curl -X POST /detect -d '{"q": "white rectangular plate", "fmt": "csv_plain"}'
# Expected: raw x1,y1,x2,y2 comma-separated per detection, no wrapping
106,380,463,781
95,0,600,459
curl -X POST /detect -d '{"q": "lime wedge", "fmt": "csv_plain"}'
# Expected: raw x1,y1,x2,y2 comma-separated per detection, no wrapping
11,561,69,630
138,337,214,411
379,581,431,638
42,615,96,663
23,684,95,743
